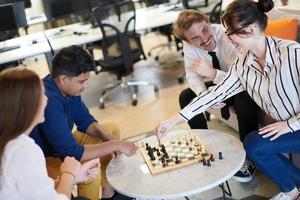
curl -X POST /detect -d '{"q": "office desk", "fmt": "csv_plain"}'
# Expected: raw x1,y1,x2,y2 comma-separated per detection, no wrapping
278,2,300,15
0,32,51,65
136,4,181,31
26,13,47,26
44,23,102,52
106,129,245,199
44,3,181,52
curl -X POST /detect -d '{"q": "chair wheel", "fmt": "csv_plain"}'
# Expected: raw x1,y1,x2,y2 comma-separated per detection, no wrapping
132,99,137,106
177,77,185,84
154,86,159,93
99,102,105,109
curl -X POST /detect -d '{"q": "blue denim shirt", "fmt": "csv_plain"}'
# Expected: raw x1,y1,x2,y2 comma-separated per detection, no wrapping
30,75,97,160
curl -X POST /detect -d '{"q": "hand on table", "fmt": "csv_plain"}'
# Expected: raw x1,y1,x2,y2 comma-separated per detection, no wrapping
116,140,138,156
258,121,290,141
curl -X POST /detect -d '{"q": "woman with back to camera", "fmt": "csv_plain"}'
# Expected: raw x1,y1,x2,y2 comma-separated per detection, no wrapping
155,0,300,199
0,68,99,200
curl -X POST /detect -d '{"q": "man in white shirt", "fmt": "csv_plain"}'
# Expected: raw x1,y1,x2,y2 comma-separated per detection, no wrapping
173,9,261,182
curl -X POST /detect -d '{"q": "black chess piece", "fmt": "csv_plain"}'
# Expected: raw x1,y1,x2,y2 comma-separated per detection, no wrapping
164,152,169,157
157,151,161,156
203,159,207,166
151,156,155,161
146,143,149,151
175,156,180,164
210,154,215,162
218,152,223,160
207,159,211,167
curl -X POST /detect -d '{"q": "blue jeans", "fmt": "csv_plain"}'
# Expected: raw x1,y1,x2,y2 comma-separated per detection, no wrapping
244,130,300,192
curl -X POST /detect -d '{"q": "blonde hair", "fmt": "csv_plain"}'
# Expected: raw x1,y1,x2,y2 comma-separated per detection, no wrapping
173,9,209,41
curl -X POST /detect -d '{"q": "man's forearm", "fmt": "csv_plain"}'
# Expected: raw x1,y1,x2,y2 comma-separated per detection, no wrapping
80,141,118,162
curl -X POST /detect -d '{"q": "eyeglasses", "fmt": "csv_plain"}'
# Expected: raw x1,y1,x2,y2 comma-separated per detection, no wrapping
225,25,247,39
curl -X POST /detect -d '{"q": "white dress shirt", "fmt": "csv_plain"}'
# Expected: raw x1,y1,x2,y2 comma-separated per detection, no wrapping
180,36,300,132
183,24,237,95
0,134,68,200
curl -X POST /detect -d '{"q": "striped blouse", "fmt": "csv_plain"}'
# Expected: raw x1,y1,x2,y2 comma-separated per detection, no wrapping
180,36,300,132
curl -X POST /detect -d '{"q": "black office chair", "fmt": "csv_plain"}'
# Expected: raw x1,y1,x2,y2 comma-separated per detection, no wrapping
93,0,159,109
142,0,182,63
209,0,222,24
182,0,209,9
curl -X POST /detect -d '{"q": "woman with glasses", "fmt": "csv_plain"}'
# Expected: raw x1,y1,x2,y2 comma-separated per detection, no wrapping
0,68,99,200
155,0,300,199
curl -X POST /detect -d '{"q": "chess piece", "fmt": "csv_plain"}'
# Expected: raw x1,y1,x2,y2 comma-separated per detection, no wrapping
157,151,161,156
175,156,180,164
210,154,215,162
218,152,223,160
203,159,207,166
207,159,211,167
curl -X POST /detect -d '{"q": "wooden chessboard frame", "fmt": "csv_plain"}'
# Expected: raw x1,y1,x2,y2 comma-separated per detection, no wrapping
139,135,213,175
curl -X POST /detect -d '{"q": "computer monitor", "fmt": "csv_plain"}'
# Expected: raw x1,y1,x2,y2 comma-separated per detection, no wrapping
72,0,91,14
0,0,31,8
43,0,73,21
0,1,27,28
43,0,94,22
0,3,17,31
12,1,27,27
23,0,31,8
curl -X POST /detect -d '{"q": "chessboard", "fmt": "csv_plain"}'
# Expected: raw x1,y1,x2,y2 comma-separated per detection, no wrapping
139,134,216,175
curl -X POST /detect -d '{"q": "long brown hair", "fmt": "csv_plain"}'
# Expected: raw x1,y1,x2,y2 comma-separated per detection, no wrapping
0,68,42,175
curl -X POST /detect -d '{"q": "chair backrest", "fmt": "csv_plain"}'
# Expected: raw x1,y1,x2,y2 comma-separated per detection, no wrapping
265,18,298,41
142,0,169,7
182,0,208,9
93,0,145,78
209,0,222,24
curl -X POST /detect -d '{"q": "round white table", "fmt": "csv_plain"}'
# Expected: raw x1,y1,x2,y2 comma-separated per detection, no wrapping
106,129,245,199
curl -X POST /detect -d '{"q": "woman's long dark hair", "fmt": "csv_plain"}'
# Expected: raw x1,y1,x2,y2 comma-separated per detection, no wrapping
0,68,42,176
222,0,274,34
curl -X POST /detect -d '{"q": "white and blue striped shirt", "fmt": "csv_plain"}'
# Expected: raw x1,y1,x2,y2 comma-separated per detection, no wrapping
180,36,300,132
